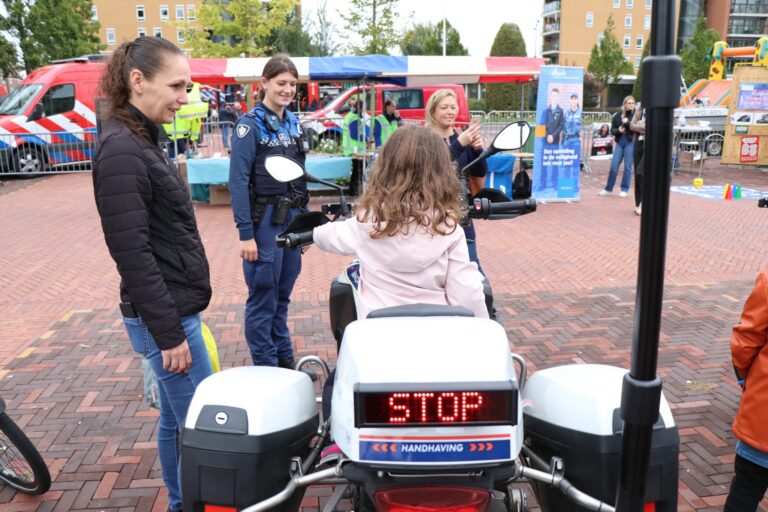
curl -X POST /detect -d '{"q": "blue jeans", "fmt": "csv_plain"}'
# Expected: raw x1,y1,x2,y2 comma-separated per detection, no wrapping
243,204,303,366
222,123,231,150
462,222,484,276
605,139,633,193
123,313,213,511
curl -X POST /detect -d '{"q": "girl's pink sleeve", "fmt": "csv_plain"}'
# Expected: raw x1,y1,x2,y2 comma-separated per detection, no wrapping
313,218,360,256
445,230,489,319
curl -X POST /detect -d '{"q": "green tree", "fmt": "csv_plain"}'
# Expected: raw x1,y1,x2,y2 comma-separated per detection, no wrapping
0,36,17,81
484,23,527,111
587,15,633,90
631,39,650,101
680,17,721,86
306,0,341,56
1,0,103,74
339,0,402,55
25,0,103,70
400,19,468,56
181,0,297,57
268,9,314,56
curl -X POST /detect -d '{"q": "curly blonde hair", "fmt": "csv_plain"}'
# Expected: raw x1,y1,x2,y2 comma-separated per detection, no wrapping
356,125,464,239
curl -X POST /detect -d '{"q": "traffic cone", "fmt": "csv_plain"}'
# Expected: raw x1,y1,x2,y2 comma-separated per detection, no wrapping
723,183,731,199
734,183,742,200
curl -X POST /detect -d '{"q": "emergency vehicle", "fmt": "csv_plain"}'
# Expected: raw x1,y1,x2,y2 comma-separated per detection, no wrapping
0,57,104,174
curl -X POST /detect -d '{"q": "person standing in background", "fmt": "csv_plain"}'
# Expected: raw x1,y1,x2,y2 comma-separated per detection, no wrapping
630,103,645,215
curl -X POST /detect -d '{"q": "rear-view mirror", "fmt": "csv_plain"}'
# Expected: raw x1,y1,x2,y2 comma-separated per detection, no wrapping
265,155,304,182
492,122,531,152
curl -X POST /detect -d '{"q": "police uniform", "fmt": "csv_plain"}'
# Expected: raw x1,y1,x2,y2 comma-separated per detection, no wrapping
563,106,582,180
229,102,308,367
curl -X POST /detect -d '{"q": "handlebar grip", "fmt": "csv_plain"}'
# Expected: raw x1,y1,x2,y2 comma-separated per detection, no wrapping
276,231,315,249
489,199,537,214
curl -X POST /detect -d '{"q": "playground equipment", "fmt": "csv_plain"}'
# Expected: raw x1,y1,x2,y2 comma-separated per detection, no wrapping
680,36,768,108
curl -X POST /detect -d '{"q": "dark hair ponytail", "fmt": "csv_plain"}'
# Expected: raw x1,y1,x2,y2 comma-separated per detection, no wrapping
257,54,299,102
99,37,184,136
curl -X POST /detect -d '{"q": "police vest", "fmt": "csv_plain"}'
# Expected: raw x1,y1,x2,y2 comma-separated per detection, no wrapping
162,116,190,140
342,112,364,156
374,114,397,147
248,104,307,197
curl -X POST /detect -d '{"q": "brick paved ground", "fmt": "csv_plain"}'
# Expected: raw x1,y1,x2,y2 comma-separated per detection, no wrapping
1,156,768,511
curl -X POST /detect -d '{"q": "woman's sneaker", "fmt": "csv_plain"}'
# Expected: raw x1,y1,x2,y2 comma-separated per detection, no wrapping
598,190,611,196
635,206,642,216
618,191,628,198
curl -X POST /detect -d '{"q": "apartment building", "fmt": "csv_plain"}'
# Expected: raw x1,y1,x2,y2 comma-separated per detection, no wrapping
541,0,656,71
91,0,202,50
686,0,767,49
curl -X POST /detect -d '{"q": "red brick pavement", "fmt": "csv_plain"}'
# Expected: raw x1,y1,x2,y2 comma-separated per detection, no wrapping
1,158,768,510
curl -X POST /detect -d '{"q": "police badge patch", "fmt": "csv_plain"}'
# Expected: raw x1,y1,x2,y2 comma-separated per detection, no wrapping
278,132,290,147
237,124,251,139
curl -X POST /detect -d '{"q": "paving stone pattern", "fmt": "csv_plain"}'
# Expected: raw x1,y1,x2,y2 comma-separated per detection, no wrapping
1,159,768,511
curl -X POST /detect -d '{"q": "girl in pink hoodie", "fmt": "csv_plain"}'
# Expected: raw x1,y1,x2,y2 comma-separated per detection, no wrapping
313,125,488,319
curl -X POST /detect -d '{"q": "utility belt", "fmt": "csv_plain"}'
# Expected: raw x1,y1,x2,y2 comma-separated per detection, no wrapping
251,192,308,226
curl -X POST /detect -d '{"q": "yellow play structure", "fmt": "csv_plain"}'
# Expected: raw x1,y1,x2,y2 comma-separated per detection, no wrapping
679,36,768,108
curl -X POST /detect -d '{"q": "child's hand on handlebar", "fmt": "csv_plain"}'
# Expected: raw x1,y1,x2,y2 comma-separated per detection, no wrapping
240,239,258,261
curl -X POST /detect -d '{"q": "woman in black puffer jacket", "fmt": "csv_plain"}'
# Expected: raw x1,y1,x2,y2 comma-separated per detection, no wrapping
92,36,212,512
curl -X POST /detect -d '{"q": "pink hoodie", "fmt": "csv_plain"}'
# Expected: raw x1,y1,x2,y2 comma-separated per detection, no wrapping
313,218,489,320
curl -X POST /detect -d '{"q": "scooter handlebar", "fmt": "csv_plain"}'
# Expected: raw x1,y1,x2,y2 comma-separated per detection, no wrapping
468,198,537,220
276,231,315,249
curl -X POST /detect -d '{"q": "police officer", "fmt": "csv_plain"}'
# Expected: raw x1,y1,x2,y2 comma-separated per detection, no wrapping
373,98,402,149
342,98,364,195
562,93,582,182
228,55,310,372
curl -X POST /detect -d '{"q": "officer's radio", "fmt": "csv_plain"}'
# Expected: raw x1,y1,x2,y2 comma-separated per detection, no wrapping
272,195,293,225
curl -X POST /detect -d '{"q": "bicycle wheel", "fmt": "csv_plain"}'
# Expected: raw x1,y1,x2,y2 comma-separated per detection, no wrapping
0,411,51,495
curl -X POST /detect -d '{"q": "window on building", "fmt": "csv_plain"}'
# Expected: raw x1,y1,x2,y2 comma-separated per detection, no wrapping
40,84,76,116
153,27,163,37
91,5,98,20
160,5,169,21
627,0,634,8
624,35,631,48
598,32,605,45
613,0,620,7
586,11,593,28
177,28,185,43
728,17,764,35
106,28,116,45
138,28,147,38
136,5,145,22
187,5,195,21
625,14,633,28
637,35,644,48
175,5,184,19
644,15,651,29
645,0,652,8
635,56,642,67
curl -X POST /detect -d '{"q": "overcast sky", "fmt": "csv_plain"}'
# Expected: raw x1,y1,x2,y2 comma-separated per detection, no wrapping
304,0,543,57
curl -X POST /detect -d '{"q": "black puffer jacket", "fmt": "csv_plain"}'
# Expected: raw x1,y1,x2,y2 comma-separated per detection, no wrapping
93,105,211,350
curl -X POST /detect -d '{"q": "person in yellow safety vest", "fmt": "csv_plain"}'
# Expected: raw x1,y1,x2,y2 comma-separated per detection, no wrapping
373,98,403,149
341,98,364,156
163,82,208,158
341,98,365,195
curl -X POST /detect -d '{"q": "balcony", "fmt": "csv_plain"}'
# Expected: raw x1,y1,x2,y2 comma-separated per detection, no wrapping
542,1,561,16
543,23,560,35
542,41,560,54
731,1,768,15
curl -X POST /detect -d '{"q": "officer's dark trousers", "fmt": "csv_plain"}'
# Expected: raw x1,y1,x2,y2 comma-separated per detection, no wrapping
243,204,302,366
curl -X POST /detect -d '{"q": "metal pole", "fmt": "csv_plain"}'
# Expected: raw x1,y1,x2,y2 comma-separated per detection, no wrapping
442,17,447,56
614,0,679,510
